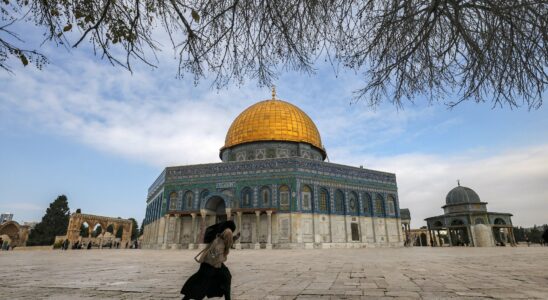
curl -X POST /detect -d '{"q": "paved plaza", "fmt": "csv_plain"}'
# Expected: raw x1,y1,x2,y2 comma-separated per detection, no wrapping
1,247,547,299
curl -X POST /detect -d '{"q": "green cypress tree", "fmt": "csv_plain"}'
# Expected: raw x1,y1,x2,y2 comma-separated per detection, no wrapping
27,195,70,246
129,218,139,240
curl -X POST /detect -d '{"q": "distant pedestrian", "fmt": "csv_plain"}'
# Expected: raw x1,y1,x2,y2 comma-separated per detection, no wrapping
87,242,92,250
525,235,530,247
542,229,548,246
181,220,240,300
62,239,69,250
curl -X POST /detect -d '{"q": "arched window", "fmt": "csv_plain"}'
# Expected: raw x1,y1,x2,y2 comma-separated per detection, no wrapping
387,195,396,215
335,190,345,213
169,192,178,210
375,194,385,216
241,187,252,207
200,189,209,201
363,193,371,215
319,188,329,212
177,193,183,210
184,191,194,210
301,185,312,210
260,186,271,207
279,185,290,210
451,219,465,226
494,218,506,225
349,192,358,214
80,222,90,237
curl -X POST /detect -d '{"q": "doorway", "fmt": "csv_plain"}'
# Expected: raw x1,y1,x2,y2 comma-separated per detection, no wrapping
205,196,227,223
351,223,360,241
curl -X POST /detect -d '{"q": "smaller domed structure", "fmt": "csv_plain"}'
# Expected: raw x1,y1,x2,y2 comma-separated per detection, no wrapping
445,186,481,205
425,182,515,247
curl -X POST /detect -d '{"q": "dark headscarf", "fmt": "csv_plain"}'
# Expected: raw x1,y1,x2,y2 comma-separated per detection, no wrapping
203,220,236,243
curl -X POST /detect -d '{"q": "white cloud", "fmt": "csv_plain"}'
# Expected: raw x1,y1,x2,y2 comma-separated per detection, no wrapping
335,145,548,228
0,52,271,166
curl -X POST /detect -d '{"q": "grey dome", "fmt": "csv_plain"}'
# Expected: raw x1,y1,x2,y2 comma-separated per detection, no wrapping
446,186,481,205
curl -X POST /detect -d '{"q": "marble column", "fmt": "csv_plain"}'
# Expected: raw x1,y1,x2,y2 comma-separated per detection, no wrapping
254,211,261,249
162,215,170,249
189,213,197,249
113,224,119,239
396,218,402,242
266,210,273,249
466,226,475,247
175,216,182,247
235,211,242,250
225,208,232,221
509,227,517,246
371,216,377,243
198,211,207,249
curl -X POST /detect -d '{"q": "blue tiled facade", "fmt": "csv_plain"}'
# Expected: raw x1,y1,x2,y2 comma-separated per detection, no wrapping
143,157,400,226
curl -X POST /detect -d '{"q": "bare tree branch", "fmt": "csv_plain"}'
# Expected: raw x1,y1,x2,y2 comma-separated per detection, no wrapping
0,0,546,110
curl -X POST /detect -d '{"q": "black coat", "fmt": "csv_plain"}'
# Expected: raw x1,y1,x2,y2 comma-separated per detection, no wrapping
181,262,232,300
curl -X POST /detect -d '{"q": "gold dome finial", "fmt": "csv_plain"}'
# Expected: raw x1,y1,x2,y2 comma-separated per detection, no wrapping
271,85,276,100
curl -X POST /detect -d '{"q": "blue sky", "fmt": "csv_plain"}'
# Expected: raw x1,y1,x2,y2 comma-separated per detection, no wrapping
1,23,547,228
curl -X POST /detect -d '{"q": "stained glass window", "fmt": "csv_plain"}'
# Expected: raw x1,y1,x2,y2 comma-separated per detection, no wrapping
302,185,312,210
169,192,178,210
261,187,271,206
319,188,329,211
279,185,290,210
184,191,194,209
375,194,385,216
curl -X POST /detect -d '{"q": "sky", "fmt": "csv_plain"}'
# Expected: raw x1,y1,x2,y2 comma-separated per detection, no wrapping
1,23,547,229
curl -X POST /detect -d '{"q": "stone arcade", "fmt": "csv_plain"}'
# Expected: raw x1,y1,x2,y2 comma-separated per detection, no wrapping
142,92,404,249
66,212,133,248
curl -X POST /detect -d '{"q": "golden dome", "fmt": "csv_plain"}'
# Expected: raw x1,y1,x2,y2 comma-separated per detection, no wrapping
222,98,324,153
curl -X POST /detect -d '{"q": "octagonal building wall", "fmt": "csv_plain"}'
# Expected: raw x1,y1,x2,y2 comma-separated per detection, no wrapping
142,157,403,249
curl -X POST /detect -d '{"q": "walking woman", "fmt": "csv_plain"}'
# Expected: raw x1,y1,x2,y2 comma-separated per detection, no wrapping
181,220,240,300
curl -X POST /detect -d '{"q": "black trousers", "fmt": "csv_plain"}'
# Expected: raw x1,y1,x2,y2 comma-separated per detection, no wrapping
181,263,232,300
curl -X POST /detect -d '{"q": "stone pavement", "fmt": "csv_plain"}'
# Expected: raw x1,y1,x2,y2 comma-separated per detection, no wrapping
1,247,547,299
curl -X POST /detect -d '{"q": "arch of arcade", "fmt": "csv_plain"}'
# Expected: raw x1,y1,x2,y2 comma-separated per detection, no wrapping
66,213,133,248
0,221,30,247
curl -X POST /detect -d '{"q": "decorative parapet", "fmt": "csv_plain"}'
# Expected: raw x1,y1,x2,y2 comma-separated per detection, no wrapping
163,158,397,186
148,169,166,198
